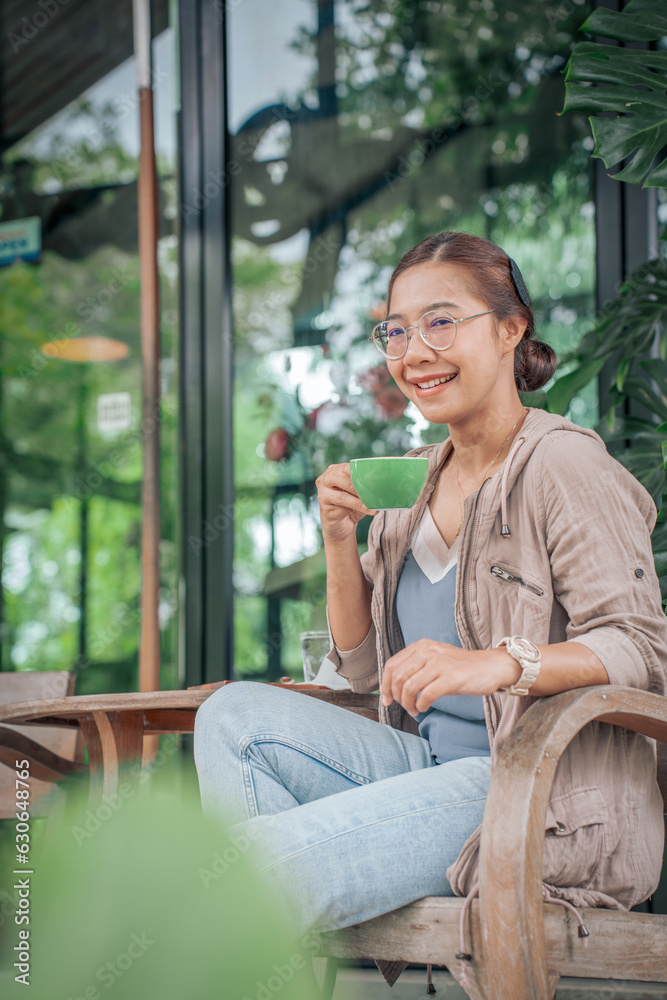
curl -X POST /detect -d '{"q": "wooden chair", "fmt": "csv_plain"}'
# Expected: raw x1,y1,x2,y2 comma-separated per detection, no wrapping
313,685,667,1000
1,678,663,997
0,670,87,820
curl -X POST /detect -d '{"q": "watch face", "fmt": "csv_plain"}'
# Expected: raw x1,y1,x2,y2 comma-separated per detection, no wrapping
510,636,540,661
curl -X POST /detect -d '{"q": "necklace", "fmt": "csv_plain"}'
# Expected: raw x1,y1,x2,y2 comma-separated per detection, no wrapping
453,409,526,539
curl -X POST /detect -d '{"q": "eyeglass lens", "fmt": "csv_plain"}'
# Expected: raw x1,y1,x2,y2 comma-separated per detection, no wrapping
373,309,456,358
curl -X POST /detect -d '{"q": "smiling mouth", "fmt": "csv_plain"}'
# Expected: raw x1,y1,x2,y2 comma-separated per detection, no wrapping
414,373,457,389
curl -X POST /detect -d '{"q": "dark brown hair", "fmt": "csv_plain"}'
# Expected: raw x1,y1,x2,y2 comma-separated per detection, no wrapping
387,232,557,393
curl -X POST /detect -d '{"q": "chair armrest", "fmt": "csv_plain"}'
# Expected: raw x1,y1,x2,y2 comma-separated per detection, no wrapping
478,684,667,1000
0,726,89,782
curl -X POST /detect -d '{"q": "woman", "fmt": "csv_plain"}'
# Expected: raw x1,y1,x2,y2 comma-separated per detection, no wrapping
194,232,667,987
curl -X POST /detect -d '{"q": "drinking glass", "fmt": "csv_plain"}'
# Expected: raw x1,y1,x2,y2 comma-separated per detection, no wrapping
299,631,331,683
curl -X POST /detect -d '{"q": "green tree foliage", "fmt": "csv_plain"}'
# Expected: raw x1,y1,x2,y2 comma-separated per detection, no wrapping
0,92,180,688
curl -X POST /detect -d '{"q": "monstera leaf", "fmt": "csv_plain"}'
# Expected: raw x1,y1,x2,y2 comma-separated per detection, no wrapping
562,0,667,188
547,258,667,416
547,257,667,601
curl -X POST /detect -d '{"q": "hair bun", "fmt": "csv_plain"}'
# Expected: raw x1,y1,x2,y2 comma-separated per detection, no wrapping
514,338,557,393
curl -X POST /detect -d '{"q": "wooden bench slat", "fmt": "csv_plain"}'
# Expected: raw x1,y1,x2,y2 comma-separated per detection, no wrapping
319,897,667,982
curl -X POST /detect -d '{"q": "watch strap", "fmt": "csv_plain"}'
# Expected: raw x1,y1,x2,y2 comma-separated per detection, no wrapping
495,635,541,696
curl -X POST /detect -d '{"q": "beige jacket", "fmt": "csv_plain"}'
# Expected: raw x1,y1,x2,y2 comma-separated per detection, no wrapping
329,408,666,945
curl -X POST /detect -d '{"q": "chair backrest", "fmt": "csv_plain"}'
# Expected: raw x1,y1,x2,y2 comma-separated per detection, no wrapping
0,670,81,819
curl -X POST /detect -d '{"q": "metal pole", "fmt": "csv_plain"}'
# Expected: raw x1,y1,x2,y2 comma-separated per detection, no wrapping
77,379,88,666
133,0,161,710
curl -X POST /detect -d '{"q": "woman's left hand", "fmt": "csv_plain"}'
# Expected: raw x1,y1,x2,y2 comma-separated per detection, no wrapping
380,639,520,716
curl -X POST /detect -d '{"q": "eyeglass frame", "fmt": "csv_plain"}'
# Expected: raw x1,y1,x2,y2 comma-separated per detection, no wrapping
369,308,494,360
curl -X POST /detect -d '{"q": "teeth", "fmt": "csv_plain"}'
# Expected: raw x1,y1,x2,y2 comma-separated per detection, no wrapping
417,374,456,389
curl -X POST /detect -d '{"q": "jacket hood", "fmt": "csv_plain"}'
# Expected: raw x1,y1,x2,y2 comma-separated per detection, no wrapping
409,407,607,538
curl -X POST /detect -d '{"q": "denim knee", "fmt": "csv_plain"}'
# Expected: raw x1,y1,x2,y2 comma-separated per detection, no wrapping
195,681,248,738
194,681,283,750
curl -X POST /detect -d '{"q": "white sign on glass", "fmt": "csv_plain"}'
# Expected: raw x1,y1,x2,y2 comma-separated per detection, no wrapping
97,392,132,434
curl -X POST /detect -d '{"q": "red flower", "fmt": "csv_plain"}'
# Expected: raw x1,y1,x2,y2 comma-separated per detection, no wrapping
357,365,391,394
304,405,323,431
374,386,409,420
265,428,291,461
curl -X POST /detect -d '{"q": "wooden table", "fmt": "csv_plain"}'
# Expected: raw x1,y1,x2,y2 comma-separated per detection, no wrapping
0,685,379,805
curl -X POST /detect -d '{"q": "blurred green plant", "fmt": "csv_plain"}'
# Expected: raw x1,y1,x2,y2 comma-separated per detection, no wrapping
0,771,317,1000
557,0,667,603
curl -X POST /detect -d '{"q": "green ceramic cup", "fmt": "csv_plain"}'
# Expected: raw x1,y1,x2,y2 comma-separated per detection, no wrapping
349,456,429,509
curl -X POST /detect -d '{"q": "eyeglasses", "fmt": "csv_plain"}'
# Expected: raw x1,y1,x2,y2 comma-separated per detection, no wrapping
369,309,494,360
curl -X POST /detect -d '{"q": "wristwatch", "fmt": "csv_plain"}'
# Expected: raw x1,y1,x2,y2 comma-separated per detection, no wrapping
495,635,541,695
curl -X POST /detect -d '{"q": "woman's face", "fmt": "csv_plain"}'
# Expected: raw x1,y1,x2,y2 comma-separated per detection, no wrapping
385,261,521,426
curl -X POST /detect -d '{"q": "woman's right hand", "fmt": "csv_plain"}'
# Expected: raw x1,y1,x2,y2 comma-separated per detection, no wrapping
316,463,377,542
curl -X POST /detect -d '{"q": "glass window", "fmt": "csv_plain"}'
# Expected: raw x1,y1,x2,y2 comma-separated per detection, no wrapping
228,0,597,681
0,3,180,693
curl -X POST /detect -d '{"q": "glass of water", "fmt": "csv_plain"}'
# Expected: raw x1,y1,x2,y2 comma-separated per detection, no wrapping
299,631,331,683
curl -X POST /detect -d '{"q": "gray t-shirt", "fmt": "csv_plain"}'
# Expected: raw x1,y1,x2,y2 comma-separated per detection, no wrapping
395,506,490,765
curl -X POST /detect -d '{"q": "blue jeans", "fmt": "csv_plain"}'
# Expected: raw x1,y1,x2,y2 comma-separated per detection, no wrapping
193,682,490,937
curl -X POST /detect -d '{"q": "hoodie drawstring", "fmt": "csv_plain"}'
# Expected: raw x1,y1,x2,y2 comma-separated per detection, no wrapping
455,879,479,992
542,885,590,940
500,434,526,536
426,962,436,994
454,881,589,990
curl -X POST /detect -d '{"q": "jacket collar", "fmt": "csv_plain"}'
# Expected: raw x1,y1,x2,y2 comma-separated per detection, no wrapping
406,407,606,541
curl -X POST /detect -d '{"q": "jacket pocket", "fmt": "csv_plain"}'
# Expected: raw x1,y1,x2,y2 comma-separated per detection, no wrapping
543,786,607,889
489,564,545,597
